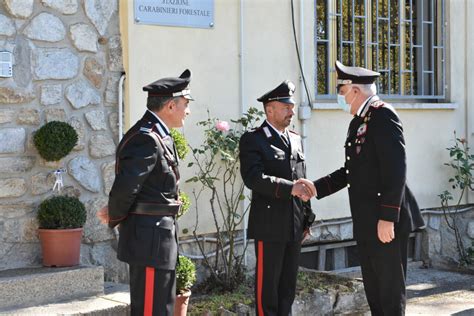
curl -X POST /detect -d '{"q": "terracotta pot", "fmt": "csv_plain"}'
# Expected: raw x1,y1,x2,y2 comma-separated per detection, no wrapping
174,290,191,316
38,228,83,267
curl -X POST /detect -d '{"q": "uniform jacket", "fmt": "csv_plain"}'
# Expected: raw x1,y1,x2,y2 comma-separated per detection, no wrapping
314,96,425,243
239,120,314,242
108,110,179,269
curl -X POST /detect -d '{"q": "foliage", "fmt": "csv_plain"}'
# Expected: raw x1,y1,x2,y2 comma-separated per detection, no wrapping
170,128,191,219
37,195,86,229
186,107,264,291
188,270,360,315
178,190,191,219
438,131,474,266
188,281,253,315
176,255,196,294
170,128,189,160
33,121,78,161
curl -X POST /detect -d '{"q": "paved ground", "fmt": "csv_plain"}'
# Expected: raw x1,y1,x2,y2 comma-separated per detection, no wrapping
340,261,474,315
405,263,474,315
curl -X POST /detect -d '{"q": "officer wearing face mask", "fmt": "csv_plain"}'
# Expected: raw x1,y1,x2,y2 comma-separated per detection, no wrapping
311,61,425,316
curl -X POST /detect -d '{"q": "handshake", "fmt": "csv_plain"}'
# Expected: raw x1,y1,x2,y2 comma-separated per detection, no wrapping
291,179,317,202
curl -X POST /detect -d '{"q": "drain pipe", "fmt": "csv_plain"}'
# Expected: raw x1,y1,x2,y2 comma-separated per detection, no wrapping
297,0,312,151
239,0,249,266
118,73,126,142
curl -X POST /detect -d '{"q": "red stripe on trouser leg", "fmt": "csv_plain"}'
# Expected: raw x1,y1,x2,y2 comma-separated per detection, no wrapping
144,266,155,316
257,241,264,316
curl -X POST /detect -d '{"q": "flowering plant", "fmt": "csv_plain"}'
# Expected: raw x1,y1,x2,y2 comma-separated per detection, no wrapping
439,131,474,265
187,107,264,291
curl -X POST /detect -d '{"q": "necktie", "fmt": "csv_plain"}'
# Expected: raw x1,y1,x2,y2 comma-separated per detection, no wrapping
281,133,290,147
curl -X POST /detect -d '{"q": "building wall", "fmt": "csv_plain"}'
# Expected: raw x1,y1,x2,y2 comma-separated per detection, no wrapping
123,0,472,236
0,0,471,277
0,0,126,281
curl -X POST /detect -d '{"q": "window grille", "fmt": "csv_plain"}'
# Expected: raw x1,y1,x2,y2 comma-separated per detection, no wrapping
315,0,446,100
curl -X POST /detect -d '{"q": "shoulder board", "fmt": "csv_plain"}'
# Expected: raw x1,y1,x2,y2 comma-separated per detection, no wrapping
139,121,155,134
369,100,385,109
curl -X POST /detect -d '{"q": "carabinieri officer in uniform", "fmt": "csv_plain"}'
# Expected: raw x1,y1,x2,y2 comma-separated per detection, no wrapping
312,61,425,316
239,80,316,316
98,69,193,316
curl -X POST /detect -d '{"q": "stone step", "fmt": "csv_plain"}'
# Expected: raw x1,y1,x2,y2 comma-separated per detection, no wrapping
0,282,130,316
0,265,104,311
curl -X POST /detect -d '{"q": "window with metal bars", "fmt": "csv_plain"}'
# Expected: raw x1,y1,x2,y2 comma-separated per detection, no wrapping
315,0,446,100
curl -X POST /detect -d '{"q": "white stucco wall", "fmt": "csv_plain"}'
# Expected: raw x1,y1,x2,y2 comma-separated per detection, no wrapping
120,0,472,236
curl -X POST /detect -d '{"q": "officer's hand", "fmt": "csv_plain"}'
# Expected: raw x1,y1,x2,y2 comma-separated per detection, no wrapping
302,228,311,244
291,182,311,201
377,219,395,243
296,178,317,197
97,206,109,225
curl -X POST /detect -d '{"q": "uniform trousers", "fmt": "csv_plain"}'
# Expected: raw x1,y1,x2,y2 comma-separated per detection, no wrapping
129,264,176,316
254,240,301,316
357,232,409,316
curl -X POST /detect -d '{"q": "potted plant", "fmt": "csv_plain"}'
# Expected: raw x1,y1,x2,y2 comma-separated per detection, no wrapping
37,195,86,267
33,121,82,266
174,254,196,316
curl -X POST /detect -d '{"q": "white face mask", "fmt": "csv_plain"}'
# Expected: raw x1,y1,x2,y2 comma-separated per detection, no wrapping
337,87,353,112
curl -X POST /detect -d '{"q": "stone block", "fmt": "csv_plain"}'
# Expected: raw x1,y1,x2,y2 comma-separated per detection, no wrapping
68,116,85,150
0,86,35,104
340,222,353,240
0,265,104,310
105,74,120,104
89,134,115,158
0,178,27,198
0,202,35,219
44,108,66,122
108,35,123,71
85,110,106,130
70,23,98,52
0,156,35,173
0,128,25,153
429,215,441,230
83,197,114,243
84,57,105,89
0,14,15,36
3,0,34,19
0,110,15,124
102,160,115,195
0,243,40,272
17,108,40,125
41,0,79,15
66,79,100,109
33,48,79,80
108,112,119,138
69,156,101,192
13,36,33,87
31,172,56,195
84,0,117,36
41,84,62,105
23,12,65,42
468,221,474,239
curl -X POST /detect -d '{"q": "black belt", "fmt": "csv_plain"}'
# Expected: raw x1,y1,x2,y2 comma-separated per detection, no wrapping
130,202,180,216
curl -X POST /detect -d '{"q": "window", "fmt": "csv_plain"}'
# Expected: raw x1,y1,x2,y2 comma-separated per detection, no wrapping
315,0,446,100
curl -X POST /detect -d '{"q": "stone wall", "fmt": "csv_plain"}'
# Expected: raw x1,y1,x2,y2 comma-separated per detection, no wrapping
0,0,127,282
421,206,474,268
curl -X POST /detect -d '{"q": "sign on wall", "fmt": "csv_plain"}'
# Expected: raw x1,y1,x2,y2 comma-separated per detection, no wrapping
134,0,214,29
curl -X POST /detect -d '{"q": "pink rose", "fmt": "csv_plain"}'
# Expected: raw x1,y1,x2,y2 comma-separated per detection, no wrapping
215,120,230,132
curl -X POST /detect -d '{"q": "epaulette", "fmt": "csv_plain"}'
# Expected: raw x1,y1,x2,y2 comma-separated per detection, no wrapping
139,121,155,134
369,100,385,109
250,126,263,133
